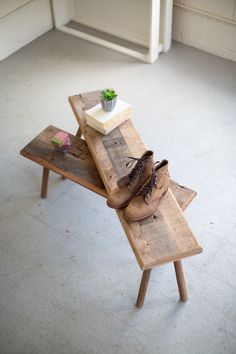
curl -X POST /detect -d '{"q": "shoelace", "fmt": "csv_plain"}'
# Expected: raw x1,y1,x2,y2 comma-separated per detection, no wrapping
138,161,161,204
126,155,151,186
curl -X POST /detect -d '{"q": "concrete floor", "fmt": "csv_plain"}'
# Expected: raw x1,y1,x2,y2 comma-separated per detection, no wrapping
0,29,236,354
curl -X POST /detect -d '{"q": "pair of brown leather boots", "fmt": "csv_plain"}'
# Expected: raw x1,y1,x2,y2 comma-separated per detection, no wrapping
107,151,170,221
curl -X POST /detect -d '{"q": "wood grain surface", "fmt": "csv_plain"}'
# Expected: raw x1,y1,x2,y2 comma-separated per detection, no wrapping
20,125,106,197
69,91,203,270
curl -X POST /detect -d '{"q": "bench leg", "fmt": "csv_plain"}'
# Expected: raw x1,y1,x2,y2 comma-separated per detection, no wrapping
41,167,49,198
174,260,188,302
135,269,152,308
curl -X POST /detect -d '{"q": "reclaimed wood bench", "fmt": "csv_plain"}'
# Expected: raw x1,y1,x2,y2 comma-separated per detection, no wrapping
20,125,195,209
20,91,203,308
20,125,106,199
20,124,200,307
68,90,203,307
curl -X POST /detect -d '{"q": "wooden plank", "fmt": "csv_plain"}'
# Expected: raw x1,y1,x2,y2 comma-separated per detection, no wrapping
20,125,195,211
69,92,203,270
69,93,197,211
169,180,196,211
69,94,146,193
20,125,106,198
116,189,201,269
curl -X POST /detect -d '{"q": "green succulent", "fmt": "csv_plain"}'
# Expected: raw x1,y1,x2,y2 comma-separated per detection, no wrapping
101,89,117,101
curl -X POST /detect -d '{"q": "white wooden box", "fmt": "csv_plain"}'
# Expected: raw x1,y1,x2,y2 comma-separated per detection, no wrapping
85,99,132,135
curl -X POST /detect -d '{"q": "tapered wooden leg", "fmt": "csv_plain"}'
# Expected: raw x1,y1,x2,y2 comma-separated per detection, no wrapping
76,127,82,138
135,269,152,308
41,167,49,198
174,260,188,302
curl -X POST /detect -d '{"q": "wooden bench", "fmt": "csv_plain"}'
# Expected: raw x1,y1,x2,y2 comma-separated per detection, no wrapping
68,90,203,307
20,91,202,308
20,125,106,199
20,125,196,211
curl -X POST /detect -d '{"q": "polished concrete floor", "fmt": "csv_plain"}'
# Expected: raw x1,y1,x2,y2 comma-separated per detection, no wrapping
0,29,236,354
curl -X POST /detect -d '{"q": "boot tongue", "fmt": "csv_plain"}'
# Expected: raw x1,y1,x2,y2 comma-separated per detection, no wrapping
119,152,154,191
155,159,168,171
126,156,147,191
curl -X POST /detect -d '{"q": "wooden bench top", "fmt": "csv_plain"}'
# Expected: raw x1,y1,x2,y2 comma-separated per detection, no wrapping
69,91,203,270
20,125,196,210
20,125,106,198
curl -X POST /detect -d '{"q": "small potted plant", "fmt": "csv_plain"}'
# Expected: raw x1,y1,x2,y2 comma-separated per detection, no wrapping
100,88,117,112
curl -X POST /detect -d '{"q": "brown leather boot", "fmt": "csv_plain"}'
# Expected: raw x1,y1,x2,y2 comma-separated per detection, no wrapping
117,150,154,188
124,160,170,221
107,150,154,209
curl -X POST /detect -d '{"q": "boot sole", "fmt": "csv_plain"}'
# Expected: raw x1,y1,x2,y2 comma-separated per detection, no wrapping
106,200,130,209
124,210,155,221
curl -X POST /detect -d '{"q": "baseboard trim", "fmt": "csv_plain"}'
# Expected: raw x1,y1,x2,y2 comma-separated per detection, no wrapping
172,31,236,62
173,2,236,26
72,15,149,48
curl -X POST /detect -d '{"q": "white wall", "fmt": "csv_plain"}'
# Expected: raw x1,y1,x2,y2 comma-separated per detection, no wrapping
3,0,234,62
172,0,236,61
0,0,32,18
0,0,53,61
74,0,150,46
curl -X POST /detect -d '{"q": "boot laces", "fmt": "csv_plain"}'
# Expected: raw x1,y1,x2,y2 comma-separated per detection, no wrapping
139,161,161,204
126,155,150,187
139,169,157,204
